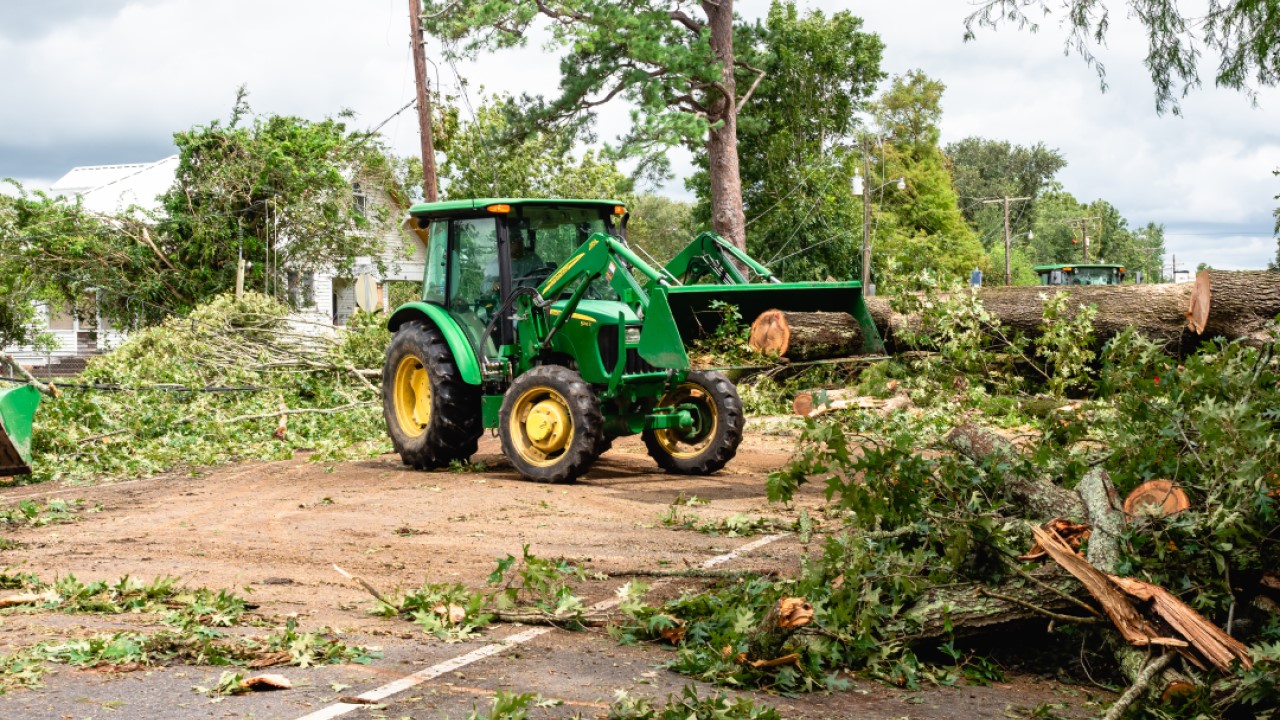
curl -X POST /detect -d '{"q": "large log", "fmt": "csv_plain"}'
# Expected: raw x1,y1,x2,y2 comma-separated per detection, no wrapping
863,270,1280,354
748,310,864,361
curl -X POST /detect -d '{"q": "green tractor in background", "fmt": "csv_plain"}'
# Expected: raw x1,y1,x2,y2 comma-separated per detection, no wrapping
382,198,882,482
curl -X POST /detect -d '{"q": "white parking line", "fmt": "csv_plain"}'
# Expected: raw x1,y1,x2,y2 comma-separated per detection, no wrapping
293,534,786,720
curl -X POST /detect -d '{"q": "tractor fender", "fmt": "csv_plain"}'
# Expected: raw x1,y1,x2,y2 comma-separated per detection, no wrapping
386,302,483,385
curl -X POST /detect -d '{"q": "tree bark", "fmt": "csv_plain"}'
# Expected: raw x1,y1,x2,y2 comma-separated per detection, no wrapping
748,310,864,361
702,0,747,250
944,424,1086,521
901,573,1094,642
864,271,1280,355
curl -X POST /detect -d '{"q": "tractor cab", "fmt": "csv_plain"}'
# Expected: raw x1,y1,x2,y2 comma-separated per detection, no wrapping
414,199,628,354
1034,263,1126,286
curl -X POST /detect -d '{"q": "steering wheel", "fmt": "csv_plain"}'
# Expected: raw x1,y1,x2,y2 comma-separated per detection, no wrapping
512,262,557,289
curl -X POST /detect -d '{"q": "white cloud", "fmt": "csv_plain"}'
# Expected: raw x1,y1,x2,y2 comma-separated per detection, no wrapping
0,0,1275,270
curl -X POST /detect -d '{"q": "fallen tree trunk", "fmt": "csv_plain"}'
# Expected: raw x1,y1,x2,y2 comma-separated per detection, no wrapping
748,310,864,361
901,570,1097,642
864,270,1280,354
1191,270,1280,345
949,429,1198,702
944,424,1086,520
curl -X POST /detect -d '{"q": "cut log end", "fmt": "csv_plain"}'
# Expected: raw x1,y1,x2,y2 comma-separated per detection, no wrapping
1124,480,1190,518
748,310,864,361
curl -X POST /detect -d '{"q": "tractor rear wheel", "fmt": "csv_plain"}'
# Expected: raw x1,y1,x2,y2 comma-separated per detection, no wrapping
382,321,482,469
643,370,743,475
499,365,604,483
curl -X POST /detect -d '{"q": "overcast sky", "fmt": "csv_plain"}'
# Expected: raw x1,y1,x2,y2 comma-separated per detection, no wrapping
1,1,1276,271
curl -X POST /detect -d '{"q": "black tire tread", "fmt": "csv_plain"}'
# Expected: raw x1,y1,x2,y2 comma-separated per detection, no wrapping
382,322,482,470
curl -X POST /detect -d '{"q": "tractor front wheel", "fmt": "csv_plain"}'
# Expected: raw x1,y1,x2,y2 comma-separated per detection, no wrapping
500,365,605,483
643,370,743,475
382,322,482,469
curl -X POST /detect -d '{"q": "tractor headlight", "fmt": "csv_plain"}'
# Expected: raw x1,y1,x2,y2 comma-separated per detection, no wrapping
625,325,642,345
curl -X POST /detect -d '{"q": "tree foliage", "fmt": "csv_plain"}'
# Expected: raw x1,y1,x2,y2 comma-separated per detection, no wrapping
867,72,986,286
420,0,755,246
1029,187,1167,280
625,193,697,264
158,91,402,315
438,96,632,201
691,1,885,280
966,0,1280,114
0,92,403,334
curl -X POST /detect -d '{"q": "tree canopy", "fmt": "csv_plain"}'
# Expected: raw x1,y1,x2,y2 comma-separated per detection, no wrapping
420,0,756,247
691,1,885,280
966,0,1280,114
437,96,632,201
0,92,403,335
867,72,986,286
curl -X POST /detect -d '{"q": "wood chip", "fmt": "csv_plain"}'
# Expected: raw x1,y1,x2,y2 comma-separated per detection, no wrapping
247,651,292,669
0,590,57,608
432,603,467,625
240,674,293,691
338,696,378,705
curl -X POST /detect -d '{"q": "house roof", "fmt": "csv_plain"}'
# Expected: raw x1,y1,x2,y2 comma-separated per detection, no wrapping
50,156,178,214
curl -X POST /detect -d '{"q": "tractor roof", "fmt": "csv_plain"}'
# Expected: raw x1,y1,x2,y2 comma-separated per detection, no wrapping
408,198,626,219
1033,263,1125,271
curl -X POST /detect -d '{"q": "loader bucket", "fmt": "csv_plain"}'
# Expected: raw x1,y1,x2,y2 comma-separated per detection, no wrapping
665,281,884,355
0,385,40,477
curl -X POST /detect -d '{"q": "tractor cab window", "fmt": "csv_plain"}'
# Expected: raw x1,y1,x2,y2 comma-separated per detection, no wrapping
448,217,501,351
509,206,616,298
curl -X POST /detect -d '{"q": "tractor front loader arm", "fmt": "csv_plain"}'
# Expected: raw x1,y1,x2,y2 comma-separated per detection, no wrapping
664,232,780,285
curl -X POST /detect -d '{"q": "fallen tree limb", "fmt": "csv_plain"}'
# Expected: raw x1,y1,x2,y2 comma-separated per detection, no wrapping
1102,652,1177,720
945,424,1086,520
0,352,60,398
600,568,777,580
211,401,377,426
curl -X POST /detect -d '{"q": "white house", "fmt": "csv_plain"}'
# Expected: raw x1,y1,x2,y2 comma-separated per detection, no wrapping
3,157,426,370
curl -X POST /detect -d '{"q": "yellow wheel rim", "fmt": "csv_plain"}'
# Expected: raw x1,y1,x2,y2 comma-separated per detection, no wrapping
653,383,718,459
393,354,432,438
509,386,575,467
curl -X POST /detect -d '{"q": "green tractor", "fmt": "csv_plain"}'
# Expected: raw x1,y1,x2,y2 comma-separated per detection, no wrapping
381,198,882,482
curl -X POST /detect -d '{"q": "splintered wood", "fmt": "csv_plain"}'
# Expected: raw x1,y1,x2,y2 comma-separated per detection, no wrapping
1030,525,1181,649
1109,576,1252,671
1030,523,1253,672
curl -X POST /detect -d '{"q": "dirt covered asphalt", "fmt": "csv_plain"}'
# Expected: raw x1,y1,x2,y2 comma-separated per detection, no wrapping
0,428,1108,719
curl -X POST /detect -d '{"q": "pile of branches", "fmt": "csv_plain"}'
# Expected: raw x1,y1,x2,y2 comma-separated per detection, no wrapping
21,292,392,484
614,297,1279,716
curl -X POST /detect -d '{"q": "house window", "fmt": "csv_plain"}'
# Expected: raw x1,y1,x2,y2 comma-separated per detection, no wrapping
352,182,368,216
47,306,75,331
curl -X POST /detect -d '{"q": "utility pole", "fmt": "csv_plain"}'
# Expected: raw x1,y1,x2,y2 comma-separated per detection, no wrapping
410,0,439,202
1066,216,1103,262
860,151,872,290
982,196,1031,285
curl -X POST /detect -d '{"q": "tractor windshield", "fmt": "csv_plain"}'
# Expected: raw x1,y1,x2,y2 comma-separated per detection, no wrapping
511,207,608,269
508,206,618,299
